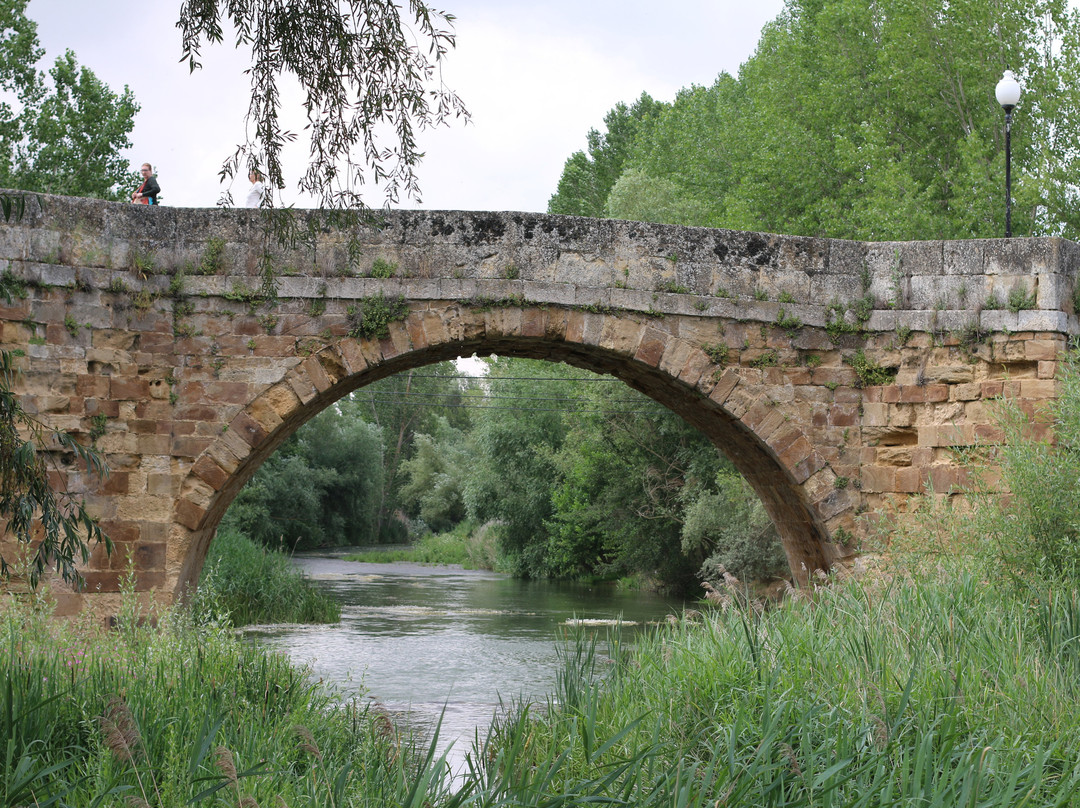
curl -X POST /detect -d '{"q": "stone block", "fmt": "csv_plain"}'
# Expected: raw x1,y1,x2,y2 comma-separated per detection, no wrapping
709,369,740,405
1025,339,1064,361
1020,379,1057,399
598,318,644,357
860,465,896,493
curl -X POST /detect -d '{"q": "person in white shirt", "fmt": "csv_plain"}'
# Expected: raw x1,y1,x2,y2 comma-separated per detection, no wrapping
245,170,266,208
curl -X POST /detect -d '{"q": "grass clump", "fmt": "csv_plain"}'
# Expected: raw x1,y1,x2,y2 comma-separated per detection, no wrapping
371,257,397,278
476,570,1080,806
1008,284,1038,313
347,291,409,340
197,527,340,626
0,591,454,807
344,521,497,569
845,348,897,387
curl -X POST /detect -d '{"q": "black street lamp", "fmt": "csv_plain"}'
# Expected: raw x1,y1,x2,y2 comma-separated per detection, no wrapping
996,70,1023,238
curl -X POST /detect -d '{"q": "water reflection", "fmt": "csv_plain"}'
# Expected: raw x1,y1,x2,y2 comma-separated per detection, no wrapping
244,552,685,772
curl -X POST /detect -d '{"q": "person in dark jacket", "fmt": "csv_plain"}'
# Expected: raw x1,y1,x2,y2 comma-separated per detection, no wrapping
131,163,160,204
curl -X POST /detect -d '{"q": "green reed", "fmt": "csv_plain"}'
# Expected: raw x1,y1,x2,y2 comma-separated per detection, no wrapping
5,563,1080,806
0,596,455,807
464,569,1080,806
197,526,341,626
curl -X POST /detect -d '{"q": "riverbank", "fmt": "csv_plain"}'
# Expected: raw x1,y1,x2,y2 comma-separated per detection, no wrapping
5,562,1079,806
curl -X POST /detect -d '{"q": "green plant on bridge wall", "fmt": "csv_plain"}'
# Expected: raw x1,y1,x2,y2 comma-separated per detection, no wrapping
845,348,897,388
190,237,227,275
346,292,409,339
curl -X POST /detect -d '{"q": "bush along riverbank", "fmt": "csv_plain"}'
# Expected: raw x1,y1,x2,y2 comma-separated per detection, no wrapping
196,527,340,627
343,519,501,570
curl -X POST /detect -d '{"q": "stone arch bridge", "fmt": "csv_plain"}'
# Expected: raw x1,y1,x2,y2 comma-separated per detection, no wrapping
1,193,1077,621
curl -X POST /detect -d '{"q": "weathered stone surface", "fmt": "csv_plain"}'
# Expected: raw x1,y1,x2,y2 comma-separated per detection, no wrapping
2,193,1077,618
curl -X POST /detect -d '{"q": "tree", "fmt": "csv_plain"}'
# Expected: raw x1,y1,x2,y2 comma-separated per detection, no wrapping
552,0,1080,240
353,363,472,540
604,168,711,226
177,0,469,209
222,404,386,549
0,0,139,200
460,358,576,577
398,416,469,533
547,93,667,217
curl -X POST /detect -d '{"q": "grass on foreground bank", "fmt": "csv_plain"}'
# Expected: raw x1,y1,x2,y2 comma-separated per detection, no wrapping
0,589,454,808
473,568,1080,807
4,566,1080,807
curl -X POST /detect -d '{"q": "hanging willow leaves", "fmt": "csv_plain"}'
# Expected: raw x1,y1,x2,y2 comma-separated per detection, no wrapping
177,0,470,209
0,264,111,589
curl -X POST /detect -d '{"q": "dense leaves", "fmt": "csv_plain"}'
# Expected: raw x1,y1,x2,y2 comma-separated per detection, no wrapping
553,0,1080,240
224,362,472,548
222,405,386,550
0,0,139,200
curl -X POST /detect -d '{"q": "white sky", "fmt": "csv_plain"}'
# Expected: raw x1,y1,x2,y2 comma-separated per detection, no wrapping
26,0,787,212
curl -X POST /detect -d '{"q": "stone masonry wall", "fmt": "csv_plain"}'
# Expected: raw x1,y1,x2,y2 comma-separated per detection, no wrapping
0,192,1077,620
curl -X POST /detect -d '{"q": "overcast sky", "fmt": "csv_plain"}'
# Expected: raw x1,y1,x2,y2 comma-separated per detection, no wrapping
27,0,787,212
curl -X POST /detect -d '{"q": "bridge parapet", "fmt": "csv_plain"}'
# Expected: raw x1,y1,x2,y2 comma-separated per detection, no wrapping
1,193,1077,620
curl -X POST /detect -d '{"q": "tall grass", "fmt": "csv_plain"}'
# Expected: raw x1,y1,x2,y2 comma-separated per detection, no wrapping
197,526,340,626
345,520,500,569
5,568,1080,805
0,594,458,807
465,569,1080,806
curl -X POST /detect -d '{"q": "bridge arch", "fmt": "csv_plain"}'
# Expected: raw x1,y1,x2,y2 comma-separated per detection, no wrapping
0,193,1073,620
175,307,848,597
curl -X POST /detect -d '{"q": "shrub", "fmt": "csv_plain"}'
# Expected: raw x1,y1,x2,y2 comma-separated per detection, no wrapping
197,528,340,626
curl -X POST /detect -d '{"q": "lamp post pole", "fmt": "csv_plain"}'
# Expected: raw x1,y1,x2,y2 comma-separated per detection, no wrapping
996,70,1023,238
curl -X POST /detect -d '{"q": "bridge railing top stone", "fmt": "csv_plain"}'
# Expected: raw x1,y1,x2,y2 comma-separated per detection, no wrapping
2,191,1078,336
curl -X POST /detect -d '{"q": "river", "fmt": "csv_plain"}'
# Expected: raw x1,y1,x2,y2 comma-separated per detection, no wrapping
243,551,686,774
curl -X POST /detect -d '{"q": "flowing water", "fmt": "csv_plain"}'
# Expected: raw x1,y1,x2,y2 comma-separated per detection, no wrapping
243,551,686,774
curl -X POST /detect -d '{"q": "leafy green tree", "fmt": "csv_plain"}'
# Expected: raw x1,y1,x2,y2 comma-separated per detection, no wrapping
294,405,386,544
554,0,1080,240
548,93,667,217
681,469,787,583
604,168,711,225
0,0,139,200
222,405,385,549
223,453,341,550
460,358,577,577
176,0,469,208
546,384,733,593
398,416,469,533
354,363,473,541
